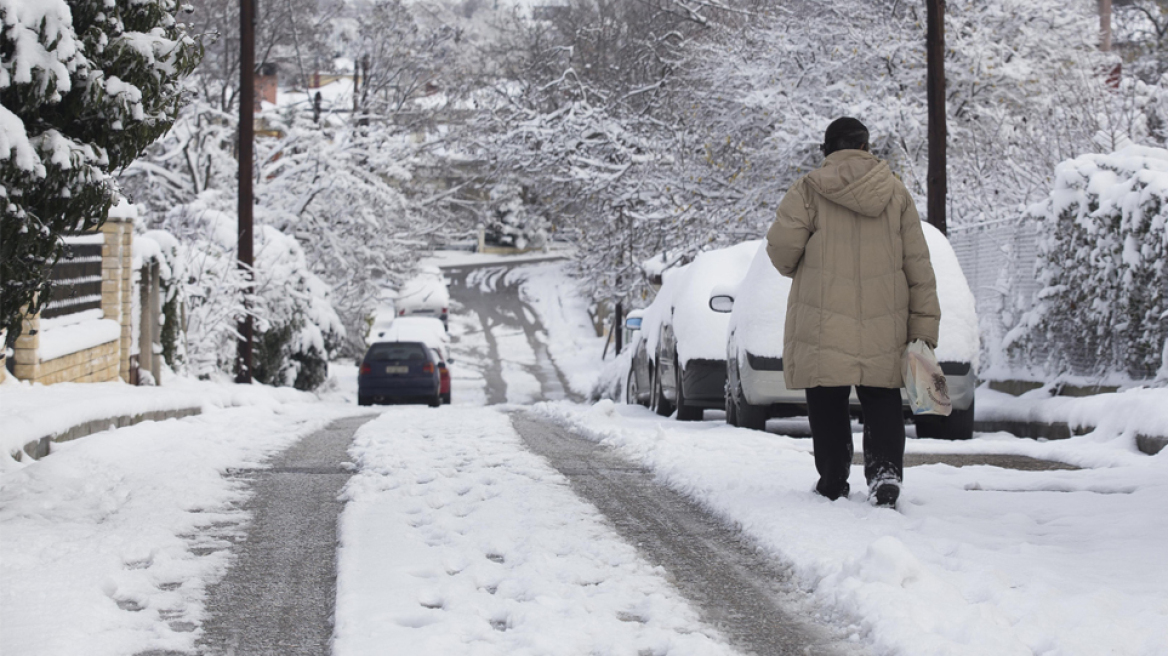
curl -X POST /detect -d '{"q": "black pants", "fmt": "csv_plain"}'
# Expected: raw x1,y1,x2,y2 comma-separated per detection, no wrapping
805,385,905,496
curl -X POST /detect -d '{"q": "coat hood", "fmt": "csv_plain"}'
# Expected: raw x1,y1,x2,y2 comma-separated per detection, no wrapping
804,150,896,218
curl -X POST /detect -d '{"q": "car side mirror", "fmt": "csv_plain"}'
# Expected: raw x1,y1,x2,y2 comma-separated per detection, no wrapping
624,316,643,330
709,295,734,313
447,357,455,364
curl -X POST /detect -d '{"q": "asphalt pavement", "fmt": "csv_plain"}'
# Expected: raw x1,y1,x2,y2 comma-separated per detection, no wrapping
192,415,374,656
511,411,863,656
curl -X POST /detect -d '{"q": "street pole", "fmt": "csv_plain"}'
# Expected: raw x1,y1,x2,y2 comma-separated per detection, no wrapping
1098,0,1112,52
926,0,947,236
236,0,255,384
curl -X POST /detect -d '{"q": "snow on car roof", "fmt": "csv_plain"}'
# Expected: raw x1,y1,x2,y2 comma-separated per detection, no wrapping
373,316,451,360
641,241,760,366
727,223,979,365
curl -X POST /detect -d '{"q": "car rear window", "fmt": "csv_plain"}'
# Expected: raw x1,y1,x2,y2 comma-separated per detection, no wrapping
365,343,429,362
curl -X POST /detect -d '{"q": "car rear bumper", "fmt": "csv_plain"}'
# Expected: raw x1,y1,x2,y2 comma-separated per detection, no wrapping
681,359,728,408
359,377,439,402
740,361,976,412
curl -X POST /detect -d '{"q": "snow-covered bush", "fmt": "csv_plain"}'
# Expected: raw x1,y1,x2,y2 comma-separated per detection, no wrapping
0,0,201,338
1010,146,1168,382
155,194,344,389
485,182,548,250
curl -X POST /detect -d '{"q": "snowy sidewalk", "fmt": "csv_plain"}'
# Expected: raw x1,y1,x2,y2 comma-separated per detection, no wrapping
537,400,1168,656
0,398,358,656
333,406,740,656
0,374,323,465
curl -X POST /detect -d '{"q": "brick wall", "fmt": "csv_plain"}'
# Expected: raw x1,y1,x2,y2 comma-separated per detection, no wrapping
12,214,134,384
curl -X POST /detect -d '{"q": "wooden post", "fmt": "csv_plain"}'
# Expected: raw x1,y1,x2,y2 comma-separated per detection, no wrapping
926,0,947,236
236,0,255,384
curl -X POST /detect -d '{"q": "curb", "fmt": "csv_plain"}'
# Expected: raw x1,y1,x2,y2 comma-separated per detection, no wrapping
974,420,1166,456
14,406,204,462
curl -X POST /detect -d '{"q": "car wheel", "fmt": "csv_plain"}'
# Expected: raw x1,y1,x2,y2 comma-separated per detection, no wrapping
429,393,442,408
441,392,451,405
675,360,702,421
916,399,974,440
651,366,674,417
358,395,371,407
735,383,768,431
626,370,638,405
724,382,739,427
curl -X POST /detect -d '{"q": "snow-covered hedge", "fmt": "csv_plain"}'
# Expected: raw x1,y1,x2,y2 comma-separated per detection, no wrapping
153,194,344,389
1010,146,1168,382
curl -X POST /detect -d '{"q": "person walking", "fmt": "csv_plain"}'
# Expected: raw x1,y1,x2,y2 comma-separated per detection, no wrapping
765,117,940,507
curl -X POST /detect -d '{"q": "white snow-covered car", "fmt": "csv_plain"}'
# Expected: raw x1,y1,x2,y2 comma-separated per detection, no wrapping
395,267,450,328
710,224,979,439
370,316,452,364
626,241,760,420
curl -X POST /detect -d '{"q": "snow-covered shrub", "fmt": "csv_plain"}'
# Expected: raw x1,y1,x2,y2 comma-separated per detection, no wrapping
485,182,549,251
155,194,344,388
1010,146,1168,382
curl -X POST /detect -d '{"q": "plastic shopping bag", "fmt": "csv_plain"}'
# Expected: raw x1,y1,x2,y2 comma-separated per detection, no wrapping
902,340,952,416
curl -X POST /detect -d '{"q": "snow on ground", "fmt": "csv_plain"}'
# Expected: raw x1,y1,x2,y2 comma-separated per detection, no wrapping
332,406,741,656
507,261,607,398
420,247,574,270
977,385,1168,455
0,392,359,656
0,368,321,468
535,400,1168,656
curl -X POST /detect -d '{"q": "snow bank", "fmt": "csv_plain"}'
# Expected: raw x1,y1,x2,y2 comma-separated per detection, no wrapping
977,385,1168,461
0,373,322,466
334,407,740,656
535,400,1168,656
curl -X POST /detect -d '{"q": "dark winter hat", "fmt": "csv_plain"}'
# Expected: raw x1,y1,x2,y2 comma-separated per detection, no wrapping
821,117,869,156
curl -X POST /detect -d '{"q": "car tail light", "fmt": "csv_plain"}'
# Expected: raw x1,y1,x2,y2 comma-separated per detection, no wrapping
398,309,406,316
359,364,371,375
423,363,434,373
442,307,447,313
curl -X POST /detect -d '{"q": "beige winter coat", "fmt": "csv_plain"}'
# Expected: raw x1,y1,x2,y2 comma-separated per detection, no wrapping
766,149,940,389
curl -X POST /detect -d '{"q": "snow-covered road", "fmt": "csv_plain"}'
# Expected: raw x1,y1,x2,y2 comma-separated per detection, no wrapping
4,257,1166,656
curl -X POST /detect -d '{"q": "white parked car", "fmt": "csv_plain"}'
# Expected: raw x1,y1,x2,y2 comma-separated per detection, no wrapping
370,316,452,364
625,241,760,420
395,267,450,328
711,224,979,439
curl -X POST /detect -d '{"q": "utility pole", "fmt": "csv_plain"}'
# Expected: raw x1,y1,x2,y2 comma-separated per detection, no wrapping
926,0,947,236
614,205,624,356
236,0,255,384
1099,0,1112,52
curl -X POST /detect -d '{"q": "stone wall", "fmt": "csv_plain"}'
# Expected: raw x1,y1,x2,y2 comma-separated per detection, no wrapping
11,214,134,384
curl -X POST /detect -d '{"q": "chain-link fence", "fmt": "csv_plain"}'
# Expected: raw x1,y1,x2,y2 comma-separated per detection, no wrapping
950,218,1162,384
